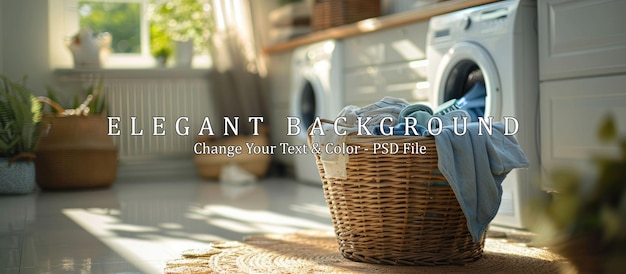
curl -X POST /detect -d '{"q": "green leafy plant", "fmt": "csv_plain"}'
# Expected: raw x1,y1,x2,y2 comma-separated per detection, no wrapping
534,115,626,272
149,0,213,55
0,75,42,159
45,78,107,116
150,24,172,60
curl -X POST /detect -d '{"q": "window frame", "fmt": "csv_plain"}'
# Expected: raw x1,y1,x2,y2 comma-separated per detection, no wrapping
76,0,150,55
49,0,211,69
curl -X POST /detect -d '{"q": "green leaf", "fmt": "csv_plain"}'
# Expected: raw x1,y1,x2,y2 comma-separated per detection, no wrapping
601,205,623,241
31,96,42,123
0,74,40,157
598,115,617,143
46,86,61,113
73,94,80,109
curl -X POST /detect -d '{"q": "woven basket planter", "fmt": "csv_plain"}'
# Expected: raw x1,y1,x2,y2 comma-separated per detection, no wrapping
311,0,381,31
308,125,485,265
35,115,117,190
194,134,271,180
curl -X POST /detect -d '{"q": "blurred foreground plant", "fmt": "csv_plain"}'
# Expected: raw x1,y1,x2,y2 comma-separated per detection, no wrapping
534,115,626,273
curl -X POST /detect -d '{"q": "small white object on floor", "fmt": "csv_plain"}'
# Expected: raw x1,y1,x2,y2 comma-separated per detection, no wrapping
220,164,256,185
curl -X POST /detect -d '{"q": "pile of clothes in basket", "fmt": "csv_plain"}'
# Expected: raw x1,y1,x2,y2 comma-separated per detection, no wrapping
311,87,529,242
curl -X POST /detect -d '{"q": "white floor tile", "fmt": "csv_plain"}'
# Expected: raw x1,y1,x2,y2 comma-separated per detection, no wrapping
0,176,331,273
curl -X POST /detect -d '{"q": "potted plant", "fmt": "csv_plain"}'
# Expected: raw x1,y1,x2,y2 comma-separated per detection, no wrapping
149,0,213,67
153,47,171,67
0,75,42,194
35,79,118,190
150,24,172,67
533,116,626,273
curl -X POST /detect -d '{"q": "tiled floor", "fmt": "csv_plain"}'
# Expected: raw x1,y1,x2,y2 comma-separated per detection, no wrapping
0,172,332,273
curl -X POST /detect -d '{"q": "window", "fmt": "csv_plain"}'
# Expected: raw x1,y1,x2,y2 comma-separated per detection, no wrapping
49,0,211,68
78,1,143,54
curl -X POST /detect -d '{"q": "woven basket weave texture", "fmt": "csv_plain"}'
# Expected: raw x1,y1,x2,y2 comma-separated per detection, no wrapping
311,0,381,31
310,132,485,265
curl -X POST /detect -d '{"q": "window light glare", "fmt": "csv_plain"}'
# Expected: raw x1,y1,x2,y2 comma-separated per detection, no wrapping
79,5,92,17
323,41,335,54
409,59,429,69
416,81,430,90
358,18,380,32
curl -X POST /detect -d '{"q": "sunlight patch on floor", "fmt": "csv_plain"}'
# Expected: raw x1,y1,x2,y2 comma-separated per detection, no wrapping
62,208,225,274
289,203,331,218
188,204,334,234
62,202,332,273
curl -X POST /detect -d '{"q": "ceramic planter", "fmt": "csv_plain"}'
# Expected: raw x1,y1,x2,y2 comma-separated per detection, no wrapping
35,115,118,190
175,40,193,68
0,158,36,194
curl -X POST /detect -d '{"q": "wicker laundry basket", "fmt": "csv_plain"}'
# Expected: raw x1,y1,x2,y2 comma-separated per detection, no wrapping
311,0,381,31
307,121,485,265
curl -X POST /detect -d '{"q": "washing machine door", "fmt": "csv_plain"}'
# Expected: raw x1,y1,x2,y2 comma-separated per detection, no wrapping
432,41,502,119
291,75,325,138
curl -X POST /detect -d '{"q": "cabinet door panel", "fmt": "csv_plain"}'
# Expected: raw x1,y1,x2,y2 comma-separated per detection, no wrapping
539,0,626,80
540,74,626,190
377,61,430,103
344,67,379,106
344,22,428,69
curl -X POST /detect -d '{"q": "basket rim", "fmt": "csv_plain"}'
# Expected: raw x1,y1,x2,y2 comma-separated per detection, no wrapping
306,118,435,145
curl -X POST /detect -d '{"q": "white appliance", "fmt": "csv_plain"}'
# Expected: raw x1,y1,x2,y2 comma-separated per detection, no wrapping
427,0,544,229
290,40,344,184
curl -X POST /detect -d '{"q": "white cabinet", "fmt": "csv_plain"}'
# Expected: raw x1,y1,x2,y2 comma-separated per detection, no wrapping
540,75,626,171
538,0,626,80
343,21,430,106
344,21,428,68
539,0,626,191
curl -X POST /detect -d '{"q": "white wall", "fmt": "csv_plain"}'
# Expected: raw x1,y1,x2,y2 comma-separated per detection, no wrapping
1,0,51,95
0,0,3,75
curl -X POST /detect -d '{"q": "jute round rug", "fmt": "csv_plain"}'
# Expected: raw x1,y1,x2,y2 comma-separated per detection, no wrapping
164,230,571,273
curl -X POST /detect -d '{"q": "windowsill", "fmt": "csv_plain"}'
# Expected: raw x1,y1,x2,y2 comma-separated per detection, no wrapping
53,67,213,79
53,53,213,79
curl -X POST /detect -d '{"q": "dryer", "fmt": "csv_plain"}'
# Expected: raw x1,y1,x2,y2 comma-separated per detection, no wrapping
427,0,544,228
290,40,344,184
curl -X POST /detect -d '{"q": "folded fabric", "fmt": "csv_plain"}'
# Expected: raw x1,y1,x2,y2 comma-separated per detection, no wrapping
429,109,470,128
399,103,433,119
434,122,529,242
457,82,486,122
311,97,409,179
372,122,429,136
435,82,486,122
376,101,470,135
339,96,409,134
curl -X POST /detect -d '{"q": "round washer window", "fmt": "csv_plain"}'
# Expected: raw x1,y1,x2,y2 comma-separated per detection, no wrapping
433,41,501,119
299,81,317,132
443,59,485,102
443,59,486,121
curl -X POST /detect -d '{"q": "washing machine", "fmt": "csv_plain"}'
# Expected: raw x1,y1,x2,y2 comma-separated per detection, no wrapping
427,0,544,229
290,40,344,184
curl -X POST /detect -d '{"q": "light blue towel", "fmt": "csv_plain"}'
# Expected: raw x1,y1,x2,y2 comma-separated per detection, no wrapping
339,96,409,134
434,122,529,242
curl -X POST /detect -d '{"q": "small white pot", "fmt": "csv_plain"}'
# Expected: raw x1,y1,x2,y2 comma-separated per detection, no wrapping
175,40,194,68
